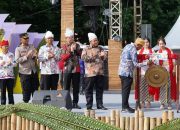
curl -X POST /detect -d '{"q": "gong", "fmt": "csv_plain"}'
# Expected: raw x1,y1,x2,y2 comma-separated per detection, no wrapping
145,65,169,87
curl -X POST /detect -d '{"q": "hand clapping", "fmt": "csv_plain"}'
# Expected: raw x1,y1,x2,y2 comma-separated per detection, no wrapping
71,43,76,52
48,51,55,59
99,51,105,57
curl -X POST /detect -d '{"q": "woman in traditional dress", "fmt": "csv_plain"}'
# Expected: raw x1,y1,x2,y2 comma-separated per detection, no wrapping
136,38,154,108
156,37,176,109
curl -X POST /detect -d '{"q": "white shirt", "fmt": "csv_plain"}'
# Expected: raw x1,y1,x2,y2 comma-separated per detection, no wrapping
137,48,154,75
38,44,60,75
0,52,16,79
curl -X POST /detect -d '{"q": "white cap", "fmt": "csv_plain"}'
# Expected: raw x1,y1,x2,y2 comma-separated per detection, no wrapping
88,33,97,41
45,31,54,39
65,28,74,37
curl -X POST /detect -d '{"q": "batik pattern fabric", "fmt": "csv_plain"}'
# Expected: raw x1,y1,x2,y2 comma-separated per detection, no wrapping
156,48,175,104
159,77,171,104
139,77,153,102
60,43,81,73
118,43,147,78
81,45,107,77
38,44,61,74
138,48,154,102
0,52,15,79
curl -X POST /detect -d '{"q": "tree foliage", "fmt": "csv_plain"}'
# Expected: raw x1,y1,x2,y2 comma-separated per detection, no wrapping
0,0,180,45
75,0,180,46
0,0,60,40
142,0,180,46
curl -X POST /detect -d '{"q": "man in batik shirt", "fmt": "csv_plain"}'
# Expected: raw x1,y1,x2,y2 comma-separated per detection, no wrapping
118,38,150,113
60,28,81,109
38,31,60,90
81,33,107,110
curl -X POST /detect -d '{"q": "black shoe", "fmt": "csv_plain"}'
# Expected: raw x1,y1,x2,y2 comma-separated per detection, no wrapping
121,107,135,113
72,103,81,109
97,105,108,110
87,107,93,110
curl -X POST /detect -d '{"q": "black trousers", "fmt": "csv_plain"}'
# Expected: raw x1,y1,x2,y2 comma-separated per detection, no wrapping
120,76,133,109
80,74,85,92
0,78,14,105
40,74,59,90
63,72,80,104
84,75,104,108
19,72,39,103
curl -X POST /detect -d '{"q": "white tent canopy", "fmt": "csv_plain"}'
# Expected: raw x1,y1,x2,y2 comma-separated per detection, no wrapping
153,15,180,50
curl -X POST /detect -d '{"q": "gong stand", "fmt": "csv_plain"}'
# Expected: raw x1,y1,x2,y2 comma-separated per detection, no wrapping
135,67,141,110
135,54,145,110
168,54,180,113
176,54,180,113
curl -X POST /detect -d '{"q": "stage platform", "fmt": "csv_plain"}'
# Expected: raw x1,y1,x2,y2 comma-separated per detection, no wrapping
13,91,180,118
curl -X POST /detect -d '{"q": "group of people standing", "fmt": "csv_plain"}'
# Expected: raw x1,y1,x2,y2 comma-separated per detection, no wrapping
0,28,177,113
0,28,108,110
119,37,177,113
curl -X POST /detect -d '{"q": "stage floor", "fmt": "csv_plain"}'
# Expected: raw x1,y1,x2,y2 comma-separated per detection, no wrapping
13,91,180,118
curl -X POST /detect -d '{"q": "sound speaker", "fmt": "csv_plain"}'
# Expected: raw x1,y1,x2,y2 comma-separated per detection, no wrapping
32,90,72,110
81,0,101,6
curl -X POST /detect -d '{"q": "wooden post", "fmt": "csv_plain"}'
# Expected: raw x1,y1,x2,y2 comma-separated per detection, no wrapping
120,117,125,130
150,118,156,130
108,39,122,90
29,120,34,130
110,110,116,125
6,116,11,130
16,116,22,130
61,0,74,43
168,110,174,121
115,110,120,128
144,117,150,130
0,118,2,130
21,118,26,130
176,57,180,113
84,110,90,117
26,119,29,130
130,117,135,130
96,116,101,120
162,111,168,123
105,116,110,124
139,110,144,130
101,117,106,123
156,117,162,127
134,110,139,130
90,110,95,118
2,117,7,130
34,122,40,130
45,127,50,130
11,113,16,130
40,124,45,130
125,117,130,130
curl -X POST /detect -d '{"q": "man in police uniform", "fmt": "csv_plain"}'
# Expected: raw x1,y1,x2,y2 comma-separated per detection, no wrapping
15,33,39,103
